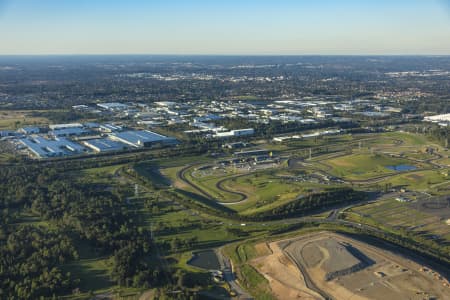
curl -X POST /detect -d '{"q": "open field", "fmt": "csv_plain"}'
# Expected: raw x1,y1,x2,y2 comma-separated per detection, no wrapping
345,197,450,250
436,156,450,167
382,170,449,191
223,172,341,214
251,232,450,300
0,110,50,129
322,153,421,180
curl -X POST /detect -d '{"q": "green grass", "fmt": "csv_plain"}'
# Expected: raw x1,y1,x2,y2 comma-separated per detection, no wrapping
346,198,450,245
324,153,418,180
62,257,113,293
83,164,124,175
381,132,428,146
185,169,240,203
134,162,171,187
0,110,50,129
239,265,275,300
153,155,213,168
383,170,448,190
223,171,340,214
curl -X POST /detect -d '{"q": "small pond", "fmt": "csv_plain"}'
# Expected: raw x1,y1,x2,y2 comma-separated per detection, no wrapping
187,250,221,270
386,165,417,171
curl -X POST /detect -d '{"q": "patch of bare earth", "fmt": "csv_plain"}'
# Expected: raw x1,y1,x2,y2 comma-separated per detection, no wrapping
280,232,450,300
250,241,323,300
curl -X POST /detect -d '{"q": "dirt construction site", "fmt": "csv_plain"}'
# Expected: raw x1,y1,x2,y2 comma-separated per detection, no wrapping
250,232,450,300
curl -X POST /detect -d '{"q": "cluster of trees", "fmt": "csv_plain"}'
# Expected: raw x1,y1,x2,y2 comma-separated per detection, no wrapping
402,98,450,115
111,242,162,288
425,126,450,148
250,188,367,221
403,124,450,148
0,164,167,298
30,110,98,124
0,226,78,299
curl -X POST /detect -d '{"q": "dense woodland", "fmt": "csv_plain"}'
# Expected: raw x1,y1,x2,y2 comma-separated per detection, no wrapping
0,165,168,299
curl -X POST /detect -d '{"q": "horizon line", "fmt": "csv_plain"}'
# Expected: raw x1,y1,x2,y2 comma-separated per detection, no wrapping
1,53,450,57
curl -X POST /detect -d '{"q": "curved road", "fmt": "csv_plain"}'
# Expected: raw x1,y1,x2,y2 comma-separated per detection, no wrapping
178,164,251,206
215,174,249,205
129,165,450,298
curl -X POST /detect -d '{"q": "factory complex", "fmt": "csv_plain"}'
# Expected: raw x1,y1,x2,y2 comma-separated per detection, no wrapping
11,122,177,159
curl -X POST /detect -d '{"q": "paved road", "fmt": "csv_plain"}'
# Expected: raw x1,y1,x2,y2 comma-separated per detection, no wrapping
215,174,249,205
216,248,253,300
178,164,250,206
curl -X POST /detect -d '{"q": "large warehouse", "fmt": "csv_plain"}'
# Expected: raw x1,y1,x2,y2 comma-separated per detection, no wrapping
109,130,177,148
19,136,86,158
82,138,128,152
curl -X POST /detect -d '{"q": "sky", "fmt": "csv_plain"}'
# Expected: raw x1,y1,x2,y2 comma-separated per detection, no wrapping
1,0,450,55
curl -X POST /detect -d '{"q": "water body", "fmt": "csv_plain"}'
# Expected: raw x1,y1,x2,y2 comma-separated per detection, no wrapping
187,250,220,270
386,165,417,171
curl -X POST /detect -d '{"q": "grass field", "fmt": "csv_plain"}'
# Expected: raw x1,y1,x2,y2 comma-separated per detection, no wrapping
437,156,450,167
0,110,50,129
323,153,420,180
223,172,337,214
382,170,449,191
345,198,450,247
62,242,113,293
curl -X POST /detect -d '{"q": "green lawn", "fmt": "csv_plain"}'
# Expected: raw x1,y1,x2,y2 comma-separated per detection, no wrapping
324,153,418,180
0,110,50,130
381,132,428,146
345,198,450,246
382,170,449,191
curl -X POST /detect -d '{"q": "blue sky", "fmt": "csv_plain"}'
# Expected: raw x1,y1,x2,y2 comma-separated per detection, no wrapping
1,0,450,55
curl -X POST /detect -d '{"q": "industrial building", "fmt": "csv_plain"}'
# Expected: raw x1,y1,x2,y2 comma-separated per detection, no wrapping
19,136,86,158
109,130,177,148
424,113,450,126
49,127,90,137
97,102,129,111
19,126,40,135
99,124,123,133
214,128,254,138
82,138,128,152
0,130,16,138
49,123,83,130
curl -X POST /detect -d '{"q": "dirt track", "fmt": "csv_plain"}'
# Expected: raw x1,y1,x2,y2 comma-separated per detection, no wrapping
250,232,450,300
251,241,324,300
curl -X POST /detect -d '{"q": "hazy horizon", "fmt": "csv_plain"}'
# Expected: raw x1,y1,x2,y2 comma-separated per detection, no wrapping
1,0,450,55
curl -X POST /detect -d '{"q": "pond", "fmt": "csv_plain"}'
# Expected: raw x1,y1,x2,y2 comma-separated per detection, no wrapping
386,165,417,171
187,250,221,270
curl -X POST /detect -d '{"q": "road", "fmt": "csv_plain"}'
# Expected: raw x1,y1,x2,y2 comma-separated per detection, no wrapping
216,248,253,300
128,149,449,298
215,174,248,205
178,164,250,205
